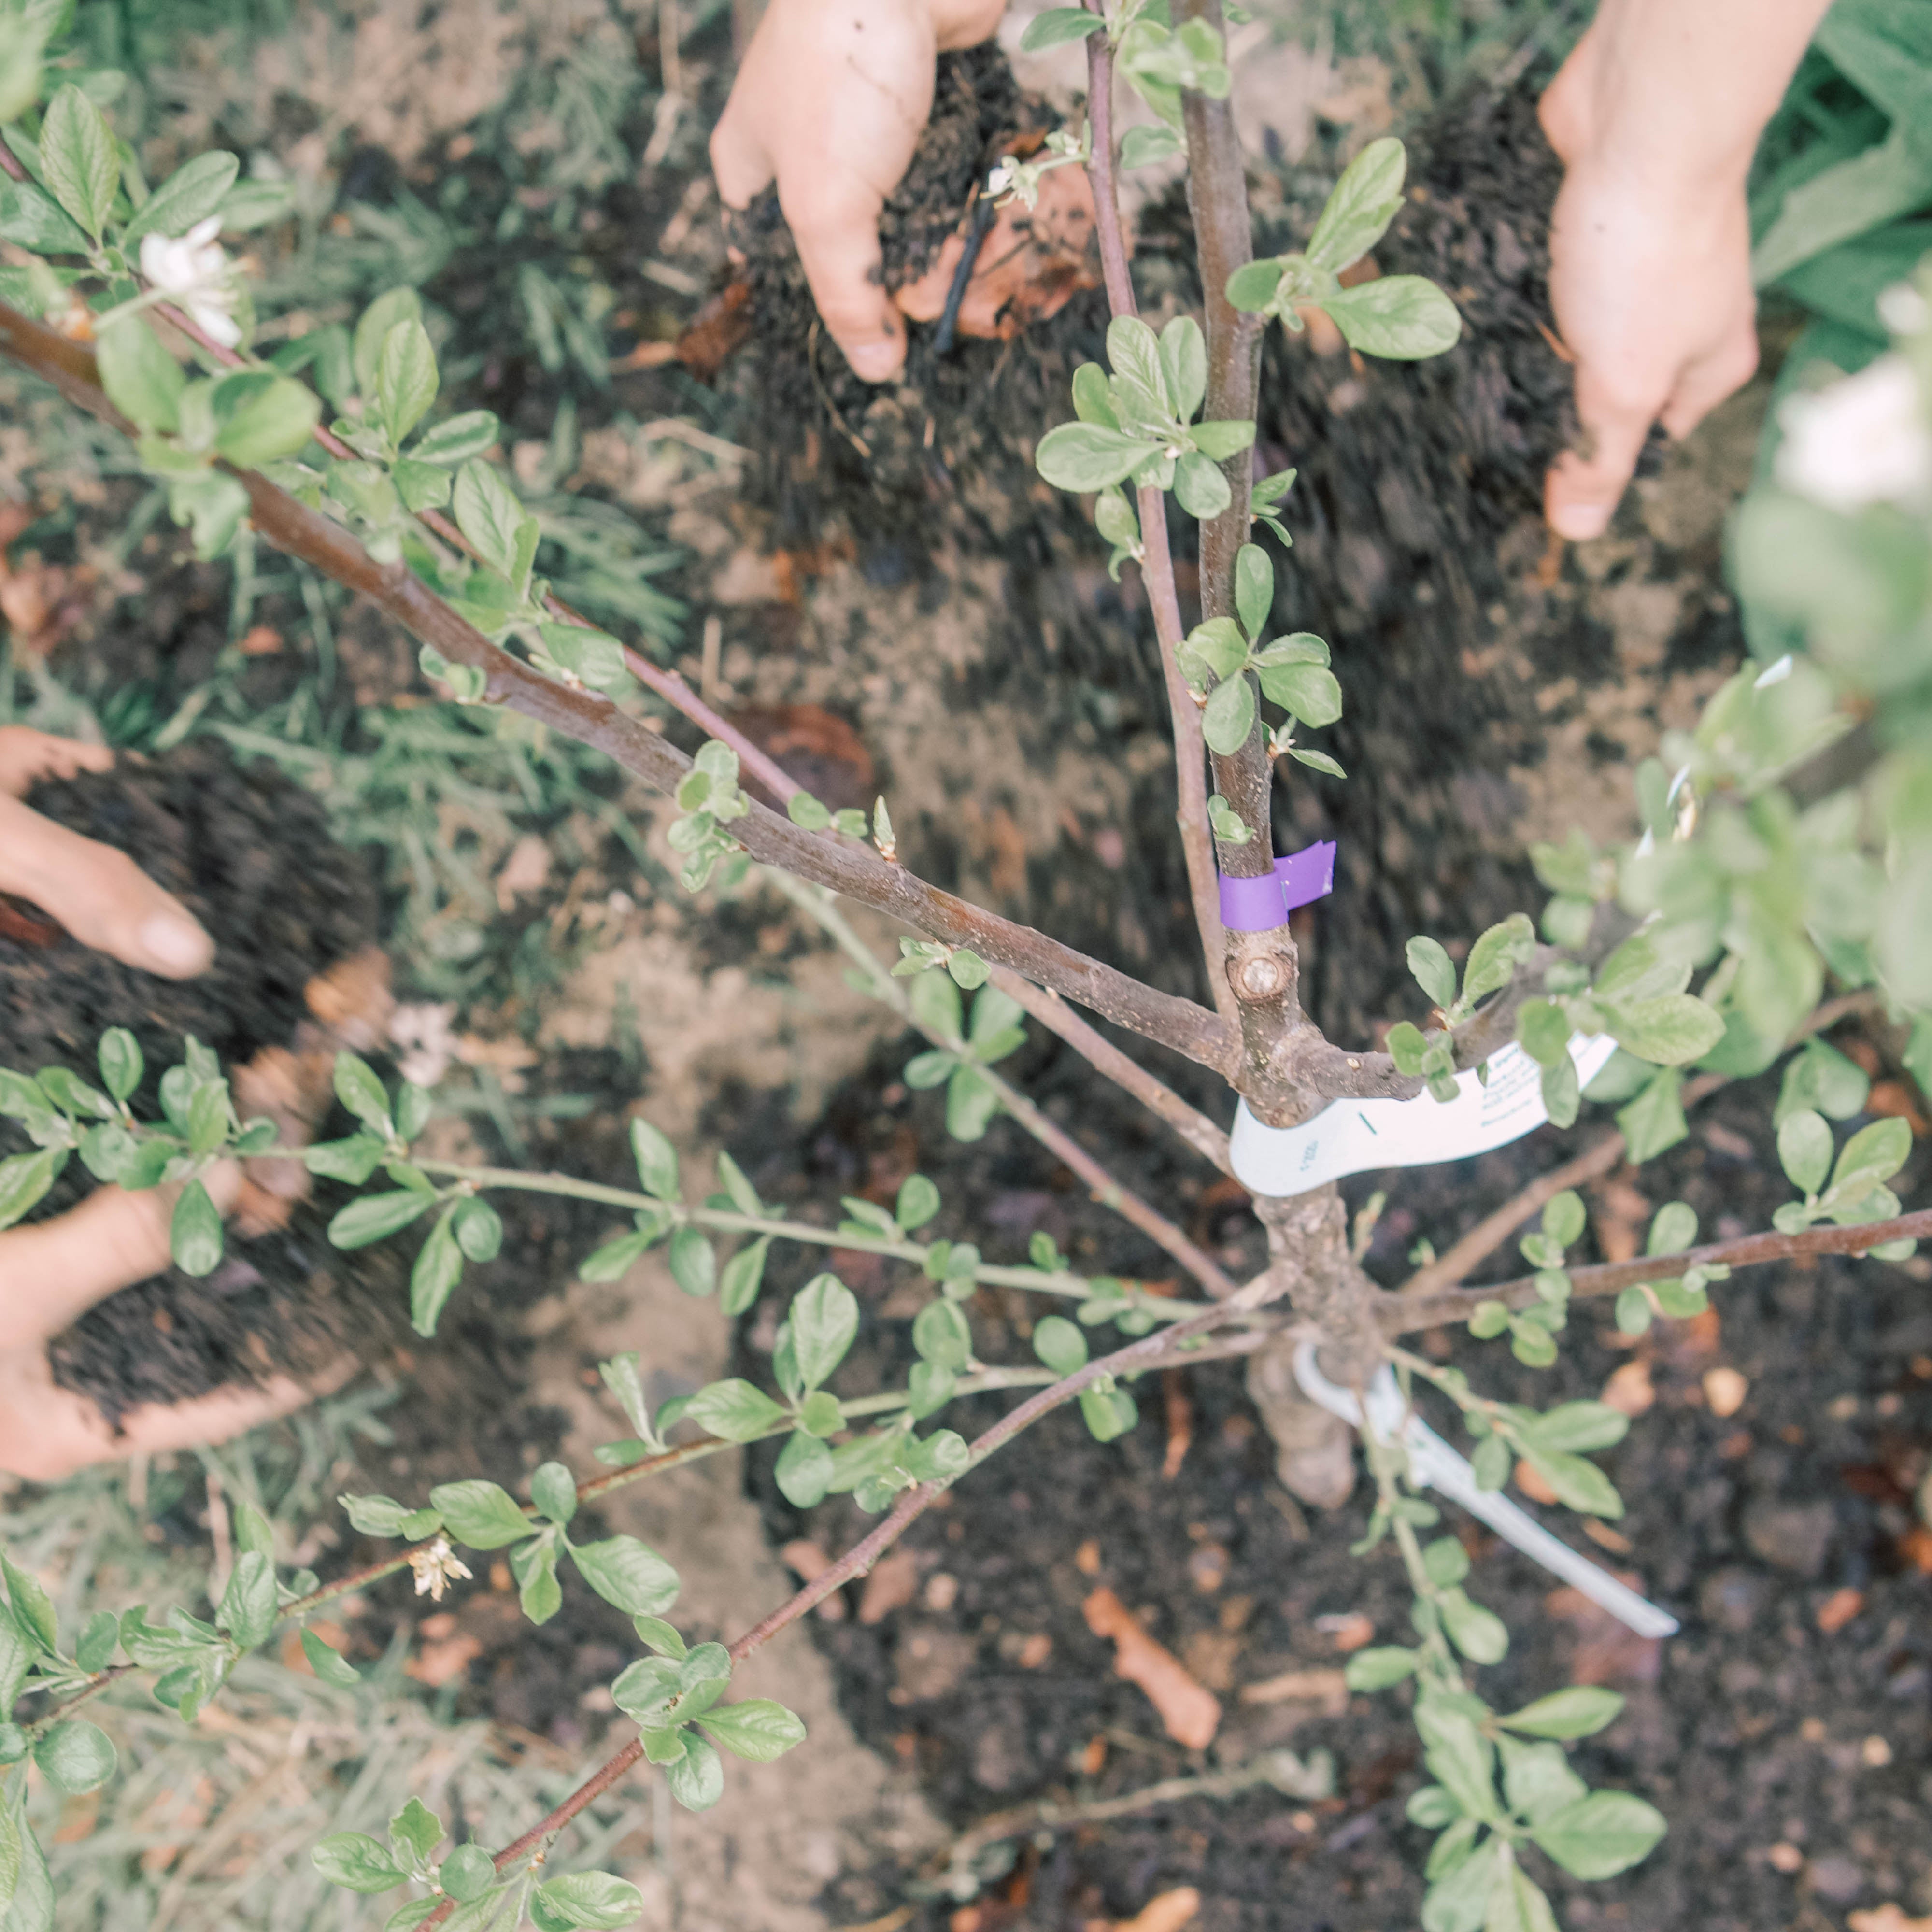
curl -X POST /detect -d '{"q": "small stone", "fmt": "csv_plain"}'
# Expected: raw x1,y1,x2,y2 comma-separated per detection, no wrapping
1742,1500,1836,1577
1703,1366,1748,1417
1810,1856,1866,1904
1767,1843,1804,1874
1862,1734,1894,1767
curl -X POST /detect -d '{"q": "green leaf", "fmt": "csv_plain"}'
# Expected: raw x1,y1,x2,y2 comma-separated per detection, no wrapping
387,1797,444,1871
1107,315,1168,409
682,1379,788,1443
1070,362,1117,426
0,174,93,255
1777,1108,1833,1193
894,1174,940,1231
412,409,500,465
376,318,438,446
790,1273,859,1389
666,1732,725,1811
1609,993,1725,1066
1307,136,1406,272
1522,1449,1622,1519
1776,1037,1871,1124
775,1430,833,1508
529,1462,577,1526
1516,1000,1572,1070
668,1227,715,1298
1255,659,1341,725
1437,1588,1508,1664
1119,123,1182,170
1415,1701,1499,1823
1201,671,1256,755
40,85,118,240
1158,314,1207,422
531,1872,647,1930
213,374,320,467
31,1719,115,1796
313,1833,410,1895
912,1296,972,1370
1614,1285,1654,1335
568,1536,680,1615
96,315,185,433
1342,1646,1417,1690
1461,914,1535,1005
511,1534,563,1624
945,1065,1001,1142
718,1236,769,1318
452,459,525,580
1232,545,1273,643
428,1479,535,1549
1487,1855,1562,1932
167,1178,224,1277
1174,448,1231,520
431,1844,492,1905
407,1209,463,1337
1831,1116,1911,1199
1521,1402,1627,1454
1189,417,1255,460
1420,1834,1501,1932
701,1698,808,1761
579,1232,650,1282
216,1548,276,1648
629,1118,680,1200
1036,422,1160,492
1406,936,1456,1008
1019,7,1105,48
125,151,241,244
73,1609,118,1675
540,622,630,691
1317,275,1462,359
300,1626,361,1685
1618,1067,1688,1164
96,1027,142,1103
351,287,423,397
1031,1314,1089,1376
1225,257,1286,313
1529,1790,1667,1879
332,1051,391,1132
1498,1686,1624,1739
329,1189,431,1251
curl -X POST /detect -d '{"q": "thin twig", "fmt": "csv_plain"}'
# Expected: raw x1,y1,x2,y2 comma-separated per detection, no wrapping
986,965,1234,1176
1397,992,1882,1298
760,868,1239,1296
1082,17,1236,1036
1384,1207,1932,1334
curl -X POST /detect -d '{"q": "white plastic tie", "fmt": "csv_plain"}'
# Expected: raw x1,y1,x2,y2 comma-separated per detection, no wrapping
1293,1342,1679,1641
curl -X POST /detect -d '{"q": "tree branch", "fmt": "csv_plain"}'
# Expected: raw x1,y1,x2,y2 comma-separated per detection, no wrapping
0,298,1234,1074
760,867,1239,1295
1178,0,1273,874
1383,1208,1932,1334
1083,18,1237,1037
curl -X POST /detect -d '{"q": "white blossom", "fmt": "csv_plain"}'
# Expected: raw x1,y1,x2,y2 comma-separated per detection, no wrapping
1775,353,1932,512
407,1535,473,1603
138,216,242,349
390,1000,459,1089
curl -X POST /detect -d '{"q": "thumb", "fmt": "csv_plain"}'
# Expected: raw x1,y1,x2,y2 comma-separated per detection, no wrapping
1544,362,1658,542
0,793,213,978
782,177,906,384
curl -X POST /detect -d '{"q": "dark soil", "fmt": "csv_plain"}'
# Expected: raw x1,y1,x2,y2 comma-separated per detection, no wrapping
735,1024,1932,1932
0,741,391,1423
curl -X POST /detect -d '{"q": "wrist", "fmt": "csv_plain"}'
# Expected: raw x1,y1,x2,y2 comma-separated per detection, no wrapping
929,0,1003,49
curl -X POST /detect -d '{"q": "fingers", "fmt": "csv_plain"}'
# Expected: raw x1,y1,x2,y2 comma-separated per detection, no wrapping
0,1165,241,1350
784,176,907,382
0,726,113,798
1544,360,1661,543
710,94,775,211
0,791,213,978
0,1350,317,1484
1658,321,1760,440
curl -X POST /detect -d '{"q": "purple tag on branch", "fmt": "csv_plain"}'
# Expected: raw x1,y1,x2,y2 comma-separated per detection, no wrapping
1217,840,1335,932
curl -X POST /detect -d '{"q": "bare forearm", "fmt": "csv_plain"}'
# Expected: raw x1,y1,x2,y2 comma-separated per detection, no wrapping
1553,0,1833,186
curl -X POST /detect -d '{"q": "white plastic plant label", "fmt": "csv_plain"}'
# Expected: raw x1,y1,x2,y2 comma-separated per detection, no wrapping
1229,1034,1619,1198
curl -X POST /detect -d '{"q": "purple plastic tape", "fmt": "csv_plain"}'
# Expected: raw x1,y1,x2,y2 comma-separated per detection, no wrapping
1218,839,1336,931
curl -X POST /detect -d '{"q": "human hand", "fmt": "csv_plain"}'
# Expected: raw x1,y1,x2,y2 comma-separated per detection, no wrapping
0,727,213,975
710,0,1006,382
1538,24,1761,541
0,728,337,1480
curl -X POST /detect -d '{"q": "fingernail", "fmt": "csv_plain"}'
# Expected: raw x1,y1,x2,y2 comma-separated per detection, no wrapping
139,912,213,976
1548,501,1611,542
845,339,902,383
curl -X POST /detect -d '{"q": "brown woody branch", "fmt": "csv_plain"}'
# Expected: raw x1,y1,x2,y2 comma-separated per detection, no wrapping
1082,16,1237,1037
1383,1208,1932,1334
